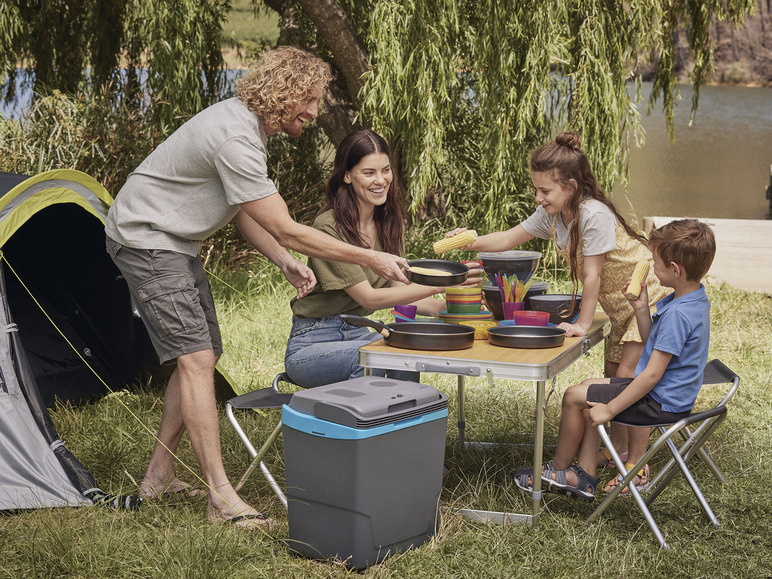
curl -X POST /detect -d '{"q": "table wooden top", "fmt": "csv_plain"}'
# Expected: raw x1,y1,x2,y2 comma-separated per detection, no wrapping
359,313,610,381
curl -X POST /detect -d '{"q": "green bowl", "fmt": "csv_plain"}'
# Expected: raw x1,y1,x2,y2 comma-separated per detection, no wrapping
446,302,483,314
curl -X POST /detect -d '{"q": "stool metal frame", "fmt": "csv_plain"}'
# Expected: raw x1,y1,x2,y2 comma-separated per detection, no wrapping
584,359,740,549
225,372,296,509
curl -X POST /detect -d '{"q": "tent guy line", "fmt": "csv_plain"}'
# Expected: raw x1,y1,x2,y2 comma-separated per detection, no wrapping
0,169,238,512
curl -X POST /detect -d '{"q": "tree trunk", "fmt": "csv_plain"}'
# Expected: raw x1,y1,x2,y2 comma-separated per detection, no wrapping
264,0,364,147
296,0,370,104
318,79,361,148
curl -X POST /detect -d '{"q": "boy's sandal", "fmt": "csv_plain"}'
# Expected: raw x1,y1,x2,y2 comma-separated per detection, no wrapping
513,472,534,493
597,448,629,470
512,460,554,492
512,460,553,478
603,462,650,495
544,464,598,502
540,462,574,493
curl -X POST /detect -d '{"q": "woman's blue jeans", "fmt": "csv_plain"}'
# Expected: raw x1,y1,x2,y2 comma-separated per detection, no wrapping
284,315,420,388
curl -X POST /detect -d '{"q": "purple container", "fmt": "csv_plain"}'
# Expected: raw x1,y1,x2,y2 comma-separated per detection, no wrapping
502,301,525,320
394,304,418,319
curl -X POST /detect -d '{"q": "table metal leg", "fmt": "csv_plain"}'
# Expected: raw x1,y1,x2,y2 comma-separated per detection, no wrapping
531,379,546,526
456,379,546,528
457,375,466,445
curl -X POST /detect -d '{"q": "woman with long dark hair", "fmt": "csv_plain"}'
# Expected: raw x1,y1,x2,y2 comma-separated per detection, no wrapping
284,129,473,387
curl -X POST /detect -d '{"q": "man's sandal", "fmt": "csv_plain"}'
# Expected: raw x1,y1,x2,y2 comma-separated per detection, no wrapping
544,464,598,502
603,461,650,495
597,448,628,469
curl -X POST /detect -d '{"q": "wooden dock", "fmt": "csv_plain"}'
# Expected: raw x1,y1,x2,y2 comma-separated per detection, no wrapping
643,216,772,294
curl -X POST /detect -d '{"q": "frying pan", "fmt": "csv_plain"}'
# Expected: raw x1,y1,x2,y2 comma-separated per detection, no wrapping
487,325,566,349
406,259,468,286
341,314,475,350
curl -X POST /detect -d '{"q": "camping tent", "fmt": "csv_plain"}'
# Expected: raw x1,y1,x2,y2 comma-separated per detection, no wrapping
0,168,238,510
0,168,161,510
0,169,161,407
0,168,246,510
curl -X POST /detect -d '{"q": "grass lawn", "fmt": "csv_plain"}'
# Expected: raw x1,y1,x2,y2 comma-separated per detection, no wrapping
221,0,279,67
1,270,771,577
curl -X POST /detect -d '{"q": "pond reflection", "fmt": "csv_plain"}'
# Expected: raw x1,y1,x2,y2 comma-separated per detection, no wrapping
613,83,772,224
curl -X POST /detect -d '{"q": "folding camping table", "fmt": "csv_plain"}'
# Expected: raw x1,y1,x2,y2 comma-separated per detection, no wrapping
358,312,610,528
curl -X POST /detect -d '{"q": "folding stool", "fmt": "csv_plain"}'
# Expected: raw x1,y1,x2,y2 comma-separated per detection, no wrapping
225,372,298,509
584,359,740,549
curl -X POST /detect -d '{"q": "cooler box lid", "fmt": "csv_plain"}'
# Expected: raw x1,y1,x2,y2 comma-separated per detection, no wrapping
286,376,448,429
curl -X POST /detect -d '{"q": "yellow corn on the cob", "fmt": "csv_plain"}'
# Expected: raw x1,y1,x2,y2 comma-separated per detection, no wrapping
433,230,477,254
408,266,452,276
625,260,651,299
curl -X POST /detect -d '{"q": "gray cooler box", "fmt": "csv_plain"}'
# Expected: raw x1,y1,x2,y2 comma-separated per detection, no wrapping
282,376,448,569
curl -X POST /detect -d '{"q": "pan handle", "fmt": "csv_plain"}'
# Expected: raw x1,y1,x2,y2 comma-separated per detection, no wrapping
340,314,391,337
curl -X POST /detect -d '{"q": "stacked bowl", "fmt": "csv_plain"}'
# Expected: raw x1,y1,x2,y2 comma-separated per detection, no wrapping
444,287,483,314
438,310,493,324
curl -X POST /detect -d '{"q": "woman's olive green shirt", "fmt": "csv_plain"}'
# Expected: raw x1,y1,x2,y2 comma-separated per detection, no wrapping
290,210,391,318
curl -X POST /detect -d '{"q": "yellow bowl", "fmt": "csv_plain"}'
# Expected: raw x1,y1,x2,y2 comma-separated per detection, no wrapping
445,287,483,296
458,320,498,339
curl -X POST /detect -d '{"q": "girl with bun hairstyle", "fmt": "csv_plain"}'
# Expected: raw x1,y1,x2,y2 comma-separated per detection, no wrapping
444,131,670,493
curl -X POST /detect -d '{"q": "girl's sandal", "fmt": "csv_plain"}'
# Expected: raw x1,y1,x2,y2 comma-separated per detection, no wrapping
603,461,650,495
597,448,628,470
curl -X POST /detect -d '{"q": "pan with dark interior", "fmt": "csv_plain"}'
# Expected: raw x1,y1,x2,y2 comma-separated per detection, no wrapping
406,259,468,286
487,325,566,349
341,314,475,350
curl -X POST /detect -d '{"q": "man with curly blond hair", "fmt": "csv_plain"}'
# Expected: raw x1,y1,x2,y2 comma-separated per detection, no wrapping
105,46,409,528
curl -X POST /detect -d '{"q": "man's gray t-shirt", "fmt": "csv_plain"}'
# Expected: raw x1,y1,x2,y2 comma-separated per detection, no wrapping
105,98,277,256
520,199,617,256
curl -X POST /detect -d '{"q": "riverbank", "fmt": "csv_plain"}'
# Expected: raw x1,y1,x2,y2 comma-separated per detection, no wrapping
644,216,772,294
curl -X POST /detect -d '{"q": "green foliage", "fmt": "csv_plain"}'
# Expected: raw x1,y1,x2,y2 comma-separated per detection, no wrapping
358,0,756,233
1,0,231,131
0,88,161,193
1,0,758,269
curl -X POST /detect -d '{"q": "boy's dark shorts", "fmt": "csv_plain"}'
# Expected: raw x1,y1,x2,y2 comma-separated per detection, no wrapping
587,377,691,426
106,238,223,364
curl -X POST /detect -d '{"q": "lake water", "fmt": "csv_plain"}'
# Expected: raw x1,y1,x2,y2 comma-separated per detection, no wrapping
3,77,770,222
613,83,772,226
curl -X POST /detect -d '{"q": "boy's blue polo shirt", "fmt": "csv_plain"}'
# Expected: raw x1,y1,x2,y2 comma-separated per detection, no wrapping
635,284,711,413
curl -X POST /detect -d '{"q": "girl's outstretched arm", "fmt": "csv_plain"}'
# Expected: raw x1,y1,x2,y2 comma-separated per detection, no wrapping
444,224,534,252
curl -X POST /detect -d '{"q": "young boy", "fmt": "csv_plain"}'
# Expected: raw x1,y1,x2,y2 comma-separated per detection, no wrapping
513,219,717,501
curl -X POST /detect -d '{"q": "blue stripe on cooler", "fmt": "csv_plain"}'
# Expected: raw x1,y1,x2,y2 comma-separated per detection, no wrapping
281,405,448,440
